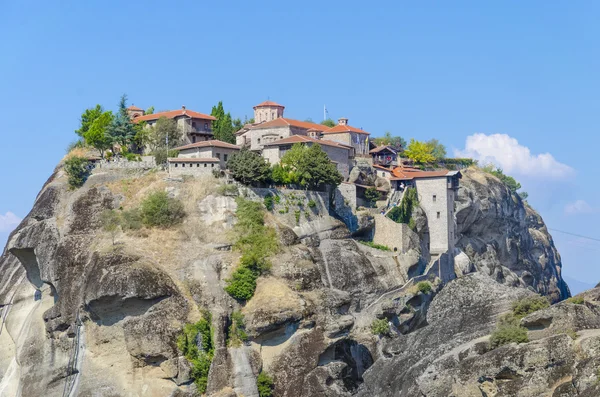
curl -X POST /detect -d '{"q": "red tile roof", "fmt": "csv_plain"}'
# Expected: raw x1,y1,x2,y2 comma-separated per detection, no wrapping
127,105,143,111
254,100,285,109
168,157,219,163
174,140,241,151
249,117,329,131
390,167,451,180
133,109,216,123
263,134,352,150
323,124,370,135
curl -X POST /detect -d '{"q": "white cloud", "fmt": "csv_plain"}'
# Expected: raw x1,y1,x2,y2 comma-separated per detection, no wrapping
455,133,574,179
565,200,597,215
0,212,22,232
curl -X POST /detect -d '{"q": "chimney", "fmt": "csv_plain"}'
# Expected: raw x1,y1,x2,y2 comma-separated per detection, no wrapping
338,118,348,126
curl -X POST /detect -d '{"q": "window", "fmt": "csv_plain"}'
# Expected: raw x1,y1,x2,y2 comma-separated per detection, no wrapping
258,138,261,144
204,163,207,167
196,164,200,167
216,153,221,159
204,123,208,129
224,154,228,161
175,163,178,167
433,195,437,202
192,136,196,143
437,212,441,219
211,164,214,167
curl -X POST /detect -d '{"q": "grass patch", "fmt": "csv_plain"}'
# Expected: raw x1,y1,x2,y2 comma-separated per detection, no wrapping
371,319,390,336
228,311,248,347
217,183,239,196
567,296,585,305
224,198,278,301
512,295,550,318
358,240,391,251
177,311,214,393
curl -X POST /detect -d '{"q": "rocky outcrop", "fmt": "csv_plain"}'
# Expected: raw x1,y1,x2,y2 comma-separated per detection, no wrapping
0,164,579,397
456,168,570,302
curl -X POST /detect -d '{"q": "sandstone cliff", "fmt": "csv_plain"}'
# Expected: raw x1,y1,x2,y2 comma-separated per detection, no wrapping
0,163,586,397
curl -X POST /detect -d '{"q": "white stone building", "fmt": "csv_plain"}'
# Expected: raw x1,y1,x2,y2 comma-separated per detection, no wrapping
171,140,240,170
262,135,354,178
321,118,370,156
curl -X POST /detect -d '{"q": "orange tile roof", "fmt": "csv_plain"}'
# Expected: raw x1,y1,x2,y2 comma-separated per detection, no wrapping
254,100,285,109
390,167,451,180
174,140,241,151
168,157,219,163
263,134,352,150
249,117,329,131
133,109,216,123
127,105,143,111
323,124,370,135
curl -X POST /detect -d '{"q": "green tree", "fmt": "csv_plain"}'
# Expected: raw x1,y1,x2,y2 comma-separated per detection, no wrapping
107,94,137,147
144,106,154,115
373,132,407,151
210,101,236,143
364,187,381,207
404,139,436,164
63,156,90,189
482,165,526,196
321,118,336,128
427,139,447,160
227,147,272,185
280,144,343,189
75,104,104,138
101,209,121,245
83,111,114,157
145,117,182,152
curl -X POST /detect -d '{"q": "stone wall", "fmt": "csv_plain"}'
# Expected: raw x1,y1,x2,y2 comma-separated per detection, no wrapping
372,214,415,253
95,157,156,170
240,187,330,214
333,183,358,231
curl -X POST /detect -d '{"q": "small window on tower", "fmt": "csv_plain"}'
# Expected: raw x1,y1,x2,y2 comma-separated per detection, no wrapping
437,212,441,219
433,195,437,202
224,154,228,161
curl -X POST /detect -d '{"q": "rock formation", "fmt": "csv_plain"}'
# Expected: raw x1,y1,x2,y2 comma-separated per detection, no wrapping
0,162,591,397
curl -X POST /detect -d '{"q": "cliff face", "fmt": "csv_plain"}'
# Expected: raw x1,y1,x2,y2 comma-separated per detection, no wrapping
0,164,582,397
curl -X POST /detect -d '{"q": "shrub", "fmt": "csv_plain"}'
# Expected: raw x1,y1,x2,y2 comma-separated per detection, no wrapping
140,191,185,228
224,267,257,300
371,319,390,336
264,194,274,211
64,156,90,189
217,184,239,196
567,296,585,305
228,311,248,347
274,194,281,204
358,241,390,251
295,210,301,224
154,149,179,166
388,187,418,224
257,372,274,397
364,187,381,207
121,208,142,230
511,295,550,318
228,147,272,186
65,139,85,153
416,281,432,294
489,314,528,348
177,313,214,393
307,199,316,208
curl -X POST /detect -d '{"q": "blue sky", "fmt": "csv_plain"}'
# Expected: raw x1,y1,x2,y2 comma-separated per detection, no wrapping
1,1,598,293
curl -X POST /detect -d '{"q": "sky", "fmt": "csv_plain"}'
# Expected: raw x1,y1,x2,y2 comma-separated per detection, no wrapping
0,1,599,293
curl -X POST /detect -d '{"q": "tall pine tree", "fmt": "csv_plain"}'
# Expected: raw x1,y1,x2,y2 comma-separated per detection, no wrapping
108,94,137,147
210,101,236,144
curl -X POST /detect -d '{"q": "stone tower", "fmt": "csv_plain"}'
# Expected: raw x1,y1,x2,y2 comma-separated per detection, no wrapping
253,100,285,123
126,105,144,119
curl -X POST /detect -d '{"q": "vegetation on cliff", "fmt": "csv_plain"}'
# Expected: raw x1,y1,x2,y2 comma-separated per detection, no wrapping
387,187,418,228
177,312,215,393
224,198,278,300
